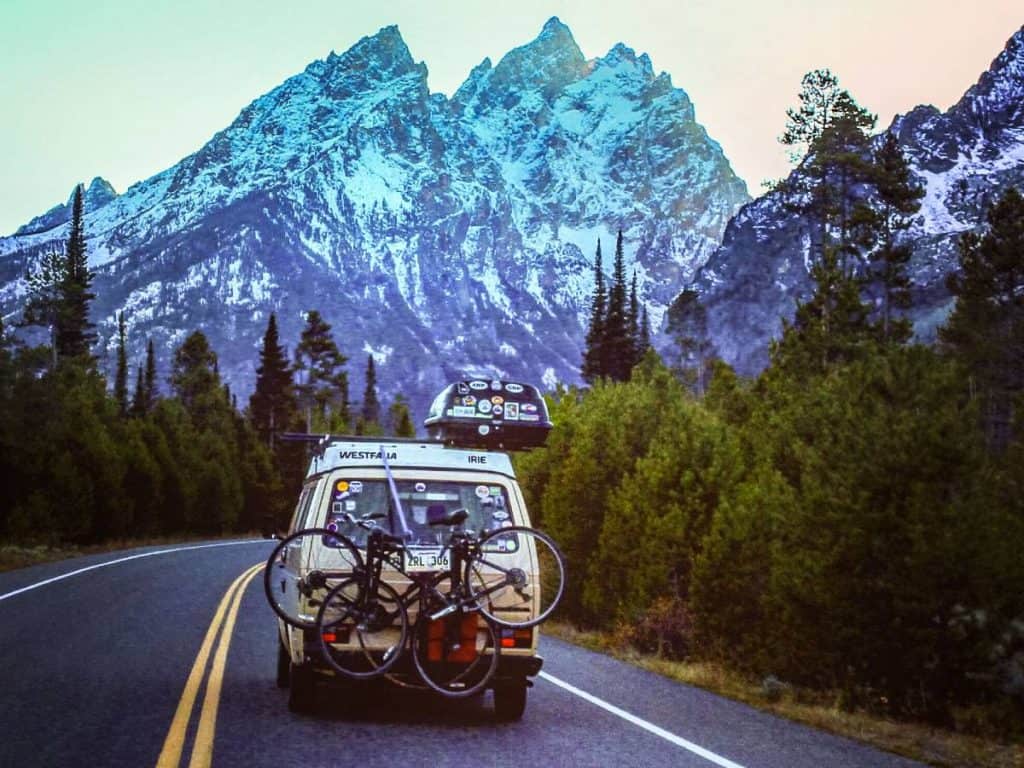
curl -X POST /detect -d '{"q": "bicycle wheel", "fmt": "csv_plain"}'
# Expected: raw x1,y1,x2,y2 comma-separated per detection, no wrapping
465,526,566,629
411,606,499,698
316,577,408,679
264,528,363,630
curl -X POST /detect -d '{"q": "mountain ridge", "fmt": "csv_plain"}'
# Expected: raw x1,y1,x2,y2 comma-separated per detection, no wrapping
0,19,749,416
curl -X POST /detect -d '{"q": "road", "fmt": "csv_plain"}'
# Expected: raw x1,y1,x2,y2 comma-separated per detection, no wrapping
0,541,922,768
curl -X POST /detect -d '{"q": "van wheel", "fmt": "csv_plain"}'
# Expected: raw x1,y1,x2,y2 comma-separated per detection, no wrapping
276,640,290,689
288,663,316,714
494,681,527,721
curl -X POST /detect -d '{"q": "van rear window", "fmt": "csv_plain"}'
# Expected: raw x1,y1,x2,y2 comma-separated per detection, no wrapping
325,478,512,546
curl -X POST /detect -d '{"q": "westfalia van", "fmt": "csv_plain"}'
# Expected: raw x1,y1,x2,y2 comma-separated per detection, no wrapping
272,437,545,719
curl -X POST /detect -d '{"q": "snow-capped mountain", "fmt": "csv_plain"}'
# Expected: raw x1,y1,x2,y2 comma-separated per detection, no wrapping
695,25,1024,374
0,17,748,415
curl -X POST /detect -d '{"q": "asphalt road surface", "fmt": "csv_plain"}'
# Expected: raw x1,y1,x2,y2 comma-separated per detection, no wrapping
0,541,923,768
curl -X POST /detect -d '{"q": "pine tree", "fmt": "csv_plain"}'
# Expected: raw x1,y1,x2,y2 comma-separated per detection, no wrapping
114,312,128,416
293,310,349,432
603,230,632,381
130,365,145,417
361,354,381,428
774,72,878,375
781,69,842,163
639,306,651,356
249,313,295,450
22,249,65,369
388,394,415,437
628,271,640,369
940,187,1024,449
143,339,158,411
871,133,924,343
171,330,220,419
581,240,607,383
56,185,96,361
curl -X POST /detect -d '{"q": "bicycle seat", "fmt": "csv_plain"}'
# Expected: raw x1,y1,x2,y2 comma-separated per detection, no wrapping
427,505,468,527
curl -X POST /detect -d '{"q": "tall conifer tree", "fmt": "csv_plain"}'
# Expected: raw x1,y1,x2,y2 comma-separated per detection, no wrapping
249,313,295,449
130,365,145,417
361,354,381,428
940,187,1024,449
56,185,96,360
871,133,924,343
114,311,128,416
22,249,65,369
603,230,631,381
774,72,877,374
581,240,607,383
628,271,640,369
294,310,349,432
143,339,158,411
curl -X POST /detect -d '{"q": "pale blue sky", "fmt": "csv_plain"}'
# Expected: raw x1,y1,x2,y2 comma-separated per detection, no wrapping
1,0,1021,235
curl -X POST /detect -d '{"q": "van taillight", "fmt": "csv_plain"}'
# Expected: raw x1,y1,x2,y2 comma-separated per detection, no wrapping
322,626,350,644
500,628,533,648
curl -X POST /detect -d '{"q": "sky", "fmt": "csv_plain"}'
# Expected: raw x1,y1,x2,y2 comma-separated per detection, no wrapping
1,0,1021,235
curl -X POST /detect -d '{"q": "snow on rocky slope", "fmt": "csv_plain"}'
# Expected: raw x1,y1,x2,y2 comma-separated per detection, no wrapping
0,18,748,414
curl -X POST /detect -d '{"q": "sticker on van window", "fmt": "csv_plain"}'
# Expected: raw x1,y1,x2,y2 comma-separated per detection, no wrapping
492,510,509,522
505,383,524,393
350,481,362,494
505,402,520,420
345,501,356,511
469,381,488,390
335,480,350,493
475,485,490,498
414,482,426,493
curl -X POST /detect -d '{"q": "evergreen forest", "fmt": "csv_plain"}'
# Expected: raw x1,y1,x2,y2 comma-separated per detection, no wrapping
518,72,1024,731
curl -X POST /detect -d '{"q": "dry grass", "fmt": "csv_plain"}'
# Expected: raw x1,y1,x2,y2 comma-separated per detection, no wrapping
542,621,1024,768
0,533,260,574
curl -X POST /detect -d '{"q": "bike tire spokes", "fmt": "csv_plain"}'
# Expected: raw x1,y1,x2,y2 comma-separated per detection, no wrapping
411,610,499,697
316,577,409,679
263,528,363,630
465,526,566,629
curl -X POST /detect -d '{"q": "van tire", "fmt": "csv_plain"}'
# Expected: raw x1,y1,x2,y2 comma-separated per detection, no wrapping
276,639,290,689
288,662,315,714
493,681,527,721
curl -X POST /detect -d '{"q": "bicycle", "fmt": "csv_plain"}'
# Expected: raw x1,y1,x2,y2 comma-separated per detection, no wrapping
315,508,502,697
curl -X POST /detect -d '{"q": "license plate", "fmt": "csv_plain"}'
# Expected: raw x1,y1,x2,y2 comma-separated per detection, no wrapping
405,548,450,572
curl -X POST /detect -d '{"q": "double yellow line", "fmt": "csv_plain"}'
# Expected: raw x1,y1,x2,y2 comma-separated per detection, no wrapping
157,562,263,768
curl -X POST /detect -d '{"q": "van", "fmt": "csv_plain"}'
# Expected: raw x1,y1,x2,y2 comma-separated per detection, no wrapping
272,435,547,720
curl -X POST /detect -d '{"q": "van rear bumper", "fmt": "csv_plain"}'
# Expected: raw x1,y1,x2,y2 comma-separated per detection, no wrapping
303,638,543,685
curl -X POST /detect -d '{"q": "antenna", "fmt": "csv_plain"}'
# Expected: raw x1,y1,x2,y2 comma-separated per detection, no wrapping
380,444,412,542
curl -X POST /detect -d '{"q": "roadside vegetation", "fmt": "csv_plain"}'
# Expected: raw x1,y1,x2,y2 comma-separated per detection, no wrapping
519,70,1024,757
544,622,1023,768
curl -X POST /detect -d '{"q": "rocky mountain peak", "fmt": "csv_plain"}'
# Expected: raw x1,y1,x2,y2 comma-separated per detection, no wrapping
321,25,422,91
13,176,117,237
483,16,587,99
953,25,1024,133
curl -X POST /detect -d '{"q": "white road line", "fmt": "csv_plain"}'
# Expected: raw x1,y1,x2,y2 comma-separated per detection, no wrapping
539,671,748,768
0,540,269,603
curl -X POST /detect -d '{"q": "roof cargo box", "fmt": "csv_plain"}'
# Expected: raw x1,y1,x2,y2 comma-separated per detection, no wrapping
423,380,552,450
